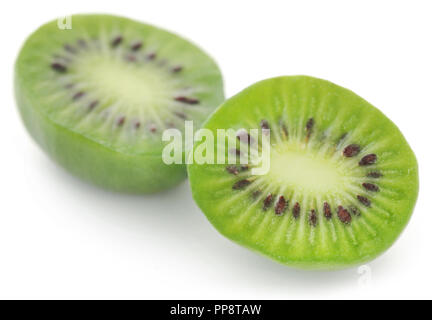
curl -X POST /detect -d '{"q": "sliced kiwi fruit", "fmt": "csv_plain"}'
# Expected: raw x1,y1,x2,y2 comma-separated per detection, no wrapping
15,14,224,193
188,76,418,269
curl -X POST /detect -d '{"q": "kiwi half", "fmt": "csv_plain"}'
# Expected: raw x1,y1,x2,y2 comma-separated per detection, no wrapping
15,14,224,193
188,76,418,270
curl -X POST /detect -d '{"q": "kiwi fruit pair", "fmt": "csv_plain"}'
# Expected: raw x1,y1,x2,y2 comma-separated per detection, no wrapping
16,15,418,269
15,14,224,193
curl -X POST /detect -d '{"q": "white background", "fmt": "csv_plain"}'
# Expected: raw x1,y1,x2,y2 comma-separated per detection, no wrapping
1,0,431,299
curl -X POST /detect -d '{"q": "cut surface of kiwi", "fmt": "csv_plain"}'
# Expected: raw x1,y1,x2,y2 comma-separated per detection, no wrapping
188,76,418,269
15,14,224,193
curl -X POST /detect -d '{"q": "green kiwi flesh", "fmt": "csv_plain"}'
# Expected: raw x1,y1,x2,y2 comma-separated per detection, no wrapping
15,14,224,193
188,76,418,269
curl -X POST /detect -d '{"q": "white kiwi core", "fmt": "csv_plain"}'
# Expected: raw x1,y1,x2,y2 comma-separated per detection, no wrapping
267,142,350,196
73,53,176,110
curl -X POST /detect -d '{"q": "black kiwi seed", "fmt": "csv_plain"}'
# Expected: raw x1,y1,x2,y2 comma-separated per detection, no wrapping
134,121,141,129
131,42,143,51
275,196,287,215
51,62,67,73
337,206,351,224
357,195,371,207
174,96,199,105
306,118,314,139
263,194,274,211
309,210,318,227
172,65,183,73
343,144,361,157
116,116,126,126
292,202,300,219
260,119,270,131
88,100,99,110
362,183,379,192
260,120,271,136
359,154,377,166
323,202,332,219
226,165,239,175
367,171,383,178
73,91,85,100
147,52,156,60
306,118,314,130
232,179,251,190
111,36,123,47
149,124,157,133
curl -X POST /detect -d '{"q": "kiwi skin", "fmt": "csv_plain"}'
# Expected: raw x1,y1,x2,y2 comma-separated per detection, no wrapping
188,76,419,270
15,15,224,193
